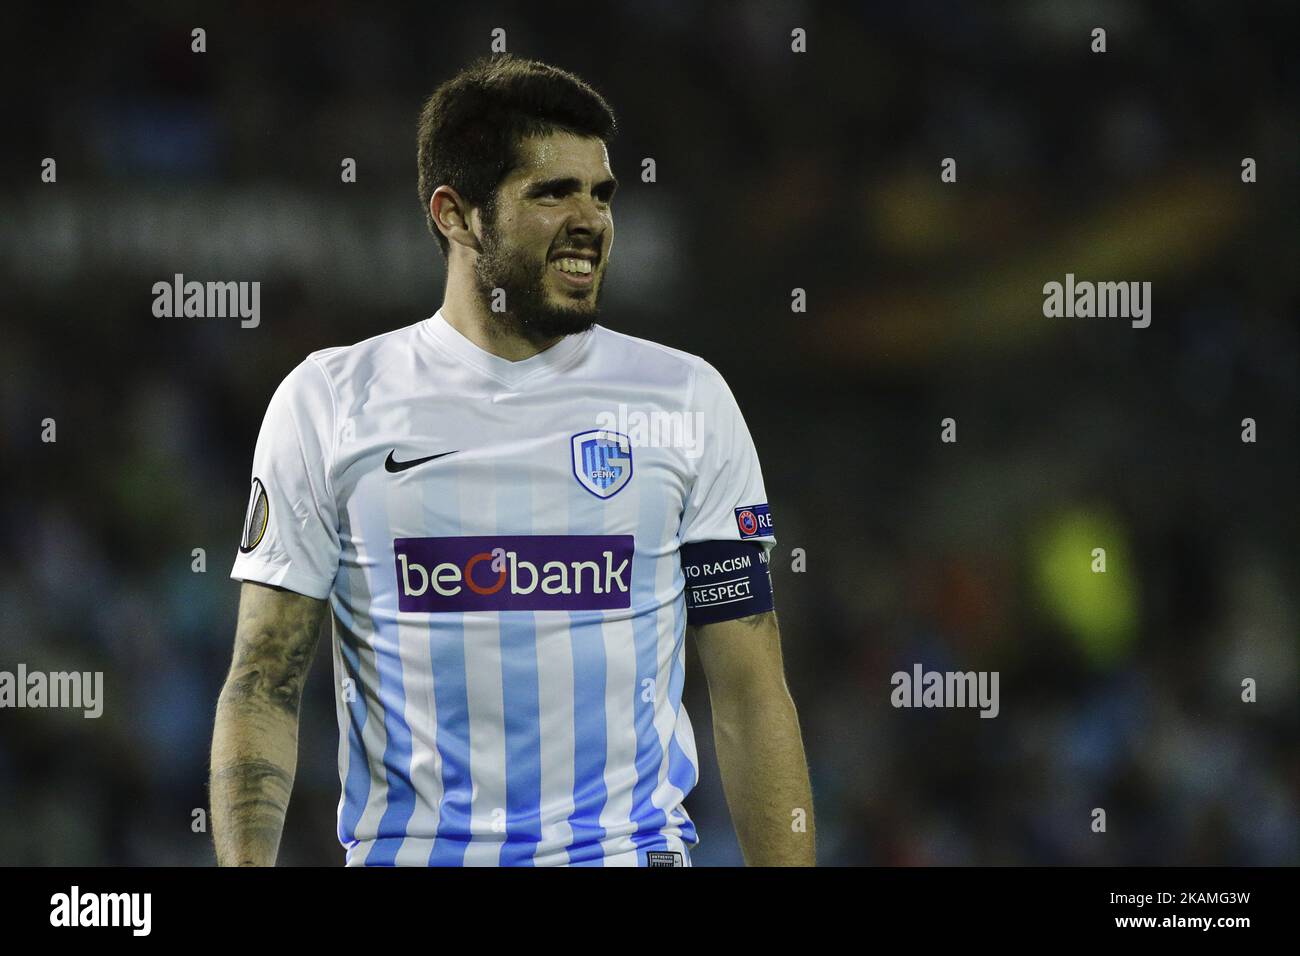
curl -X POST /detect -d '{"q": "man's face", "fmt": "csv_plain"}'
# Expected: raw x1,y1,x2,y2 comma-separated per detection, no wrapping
473,131,616,342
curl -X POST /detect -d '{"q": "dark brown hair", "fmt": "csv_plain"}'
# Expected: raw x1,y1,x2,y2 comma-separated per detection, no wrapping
417,55,617,259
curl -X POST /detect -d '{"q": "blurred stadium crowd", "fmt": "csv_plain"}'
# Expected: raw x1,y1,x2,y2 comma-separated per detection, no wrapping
1,1,1295,864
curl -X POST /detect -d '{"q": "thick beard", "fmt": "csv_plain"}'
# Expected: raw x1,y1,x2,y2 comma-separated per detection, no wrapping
473,217,601,344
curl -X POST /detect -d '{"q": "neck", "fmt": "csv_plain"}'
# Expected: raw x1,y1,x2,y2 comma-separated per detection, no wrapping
440,266,559,362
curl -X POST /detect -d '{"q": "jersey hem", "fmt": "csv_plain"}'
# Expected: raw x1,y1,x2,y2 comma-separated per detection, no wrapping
230,558,332,600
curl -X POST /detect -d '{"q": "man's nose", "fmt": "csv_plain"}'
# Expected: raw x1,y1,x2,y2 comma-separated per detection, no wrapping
567,195,607,232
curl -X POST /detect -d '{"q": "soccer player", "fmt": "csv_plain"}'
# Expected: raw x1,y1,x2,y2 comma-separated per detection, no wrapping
210,55,815,867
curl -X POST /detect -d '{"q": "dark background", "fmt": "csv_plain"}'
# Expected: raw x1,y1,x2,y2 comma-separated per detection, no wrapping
0,1,1295,865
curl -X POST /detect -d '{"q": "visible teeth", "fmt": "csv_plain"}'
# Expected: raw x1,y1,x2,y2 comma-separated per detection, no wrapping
552,257,593,275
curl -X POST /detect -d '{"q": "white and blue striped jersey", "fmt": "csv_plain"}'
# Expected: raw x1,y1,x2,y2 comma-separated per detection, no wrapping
231,310,775,866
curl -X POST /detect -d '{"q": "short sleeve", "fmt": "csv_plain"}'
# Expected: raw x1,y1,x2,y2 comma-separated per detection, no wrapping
230,357,341,600
679,361,775,552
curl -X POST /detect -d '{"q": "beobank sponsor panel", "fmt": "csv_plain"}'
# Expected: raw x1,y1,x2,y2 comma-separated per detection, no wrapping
395,535,635,612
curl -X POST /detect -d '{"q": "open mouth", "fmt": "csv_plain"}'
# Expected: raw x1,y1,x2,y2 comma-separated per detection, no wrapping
550,254,597,287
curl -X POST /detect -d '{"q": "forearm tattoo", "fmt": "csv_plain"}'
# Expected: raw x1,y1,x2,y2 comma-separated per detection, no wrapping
211,586,323,865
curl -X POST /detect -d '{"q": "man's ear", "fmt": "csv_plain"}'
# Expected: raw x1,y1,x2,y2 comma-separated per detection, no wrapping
431,186,482,254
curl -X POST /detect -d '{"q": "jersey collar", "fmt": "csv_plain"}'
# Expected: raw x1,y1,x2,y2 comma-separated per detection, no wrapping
422,309,595,387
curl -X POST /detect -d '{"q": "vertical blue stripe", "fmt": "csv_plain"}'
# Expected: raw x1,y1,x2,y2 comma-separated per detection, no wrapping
665,735,699,814
359,494,416,866
665,580,699,846
427,615,471,866
337,630,372,849
565,442,609,864
427,461,470,867
334,518,372,855
664,658,700,835
498,611,542,864
364,629,416,864
566,608,609,862
666,559,700,844
628,489,670,856
496,466,542,865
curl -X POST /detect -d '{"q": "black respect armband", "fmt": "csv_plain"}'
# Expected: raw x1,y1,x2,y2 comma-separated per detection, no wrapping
680,539,774,626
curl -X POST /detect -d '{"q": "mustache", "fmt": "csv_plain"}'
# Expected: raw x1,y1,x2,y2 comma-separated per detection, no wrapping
547,247,602,262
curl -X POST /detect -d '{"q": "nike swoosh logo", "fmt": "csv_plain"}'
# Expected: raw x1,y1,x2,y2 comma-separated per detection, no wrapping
385,449,458,473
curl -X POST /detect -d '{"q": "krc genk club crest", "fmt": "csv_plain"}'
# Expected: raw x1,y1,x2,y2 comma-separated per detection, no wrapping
570,429,633,499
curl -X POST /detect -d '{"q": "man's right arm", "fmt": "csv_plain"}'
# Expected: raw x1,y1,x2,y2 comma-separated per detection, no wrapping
210,581,325,866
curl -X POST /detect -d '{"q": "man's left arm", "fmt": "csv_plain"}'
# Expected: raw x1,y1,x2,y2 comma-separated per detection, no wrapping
691,609,815,866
